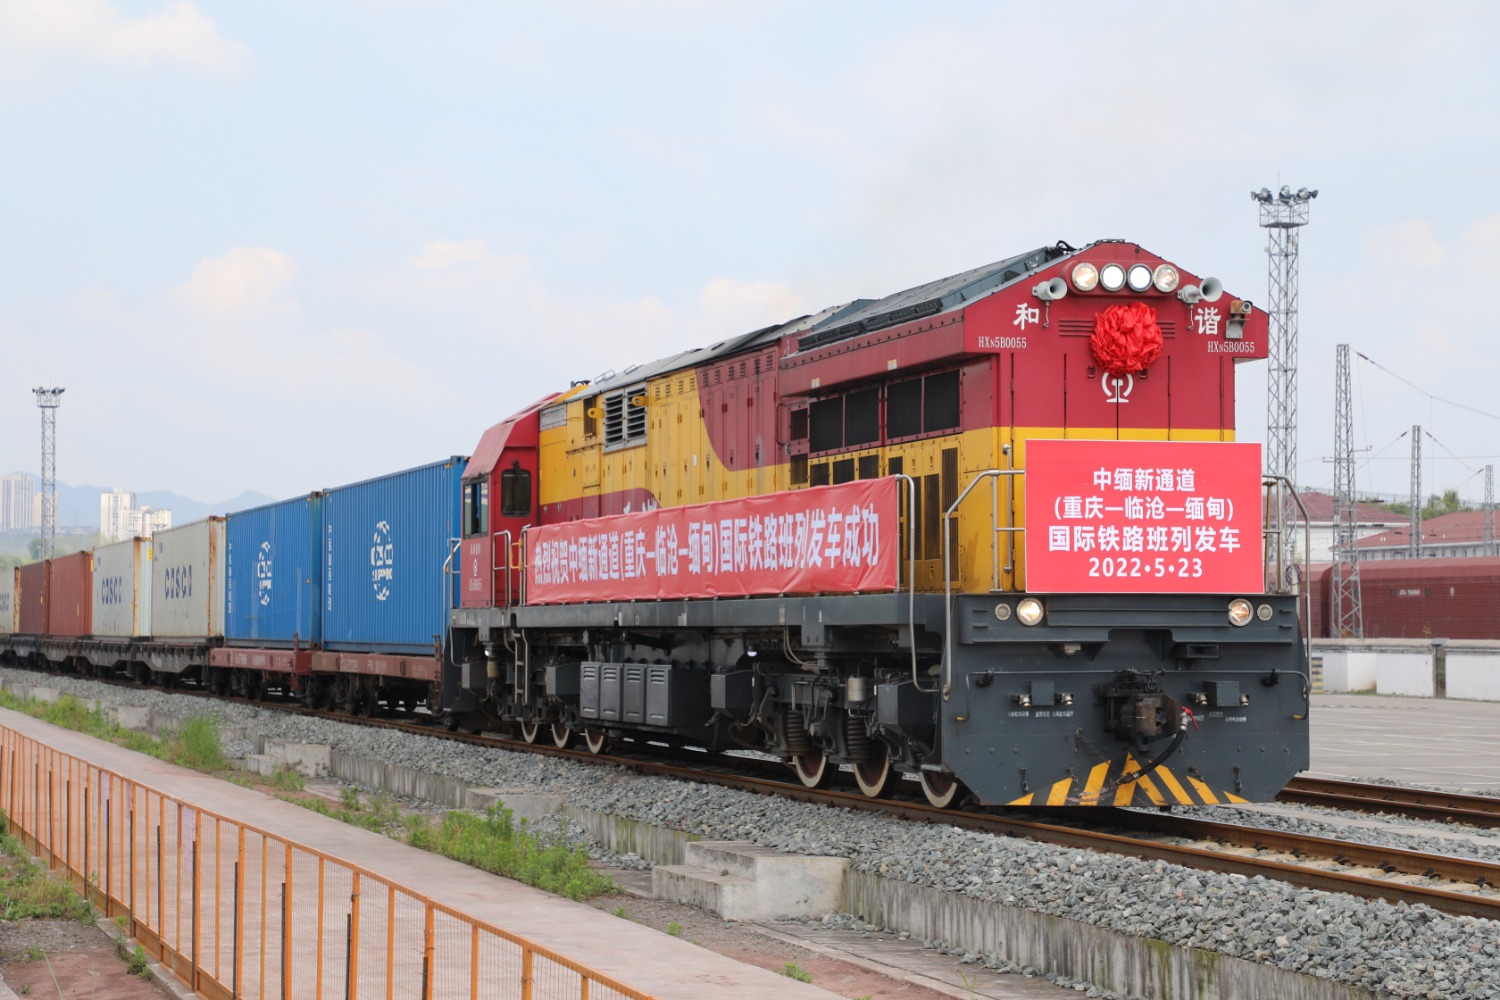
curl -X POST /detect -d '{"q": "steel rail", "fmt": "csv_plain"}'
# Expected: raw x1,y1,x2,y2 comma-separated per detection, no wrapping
1280,776,1500,828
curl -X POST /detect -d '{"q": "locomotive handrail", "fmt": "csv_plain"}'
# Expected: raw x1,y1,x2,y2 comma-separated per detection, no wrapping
1263,475,1314,693
891,474,926,693
942,468,1025,699
442,537,464,667
491,529,515,610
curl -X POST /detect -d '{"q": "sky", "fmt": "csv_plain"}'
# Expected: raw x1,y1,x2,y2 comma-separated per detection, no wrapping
1,1,1498,506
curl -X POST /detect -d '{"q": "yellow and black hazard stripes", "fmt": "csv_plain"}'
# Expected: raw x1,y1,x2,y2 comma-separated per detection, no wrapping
1003,754,1249,807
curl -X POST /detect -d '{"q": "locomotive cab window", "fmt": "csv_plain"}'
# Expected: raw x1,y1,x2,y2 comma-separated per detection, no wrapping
500,467,531,518
462,480,489,537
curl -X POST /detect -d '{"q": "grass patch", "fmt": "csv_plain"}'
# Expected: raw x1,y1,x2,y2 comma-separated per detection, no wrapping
288,789,403,835
0,690,228,774
165,715,227,771
782,961,813,983
0,811,94,923
406,806,612,901
270,765,306,793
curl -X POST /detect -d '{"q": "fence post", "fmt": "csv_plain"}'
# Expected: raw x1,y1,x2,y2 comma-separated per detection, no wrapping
157,825,165,960
281,882,289,1000
422,904,434,1000
348,872,361,1000
66,777,73,875
192,839,200,991
105,796,112,915
233,861,241,1000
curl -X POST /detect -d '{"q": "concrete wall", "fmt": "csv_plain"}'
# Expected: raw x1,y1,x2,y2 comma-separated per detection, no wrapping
1376,651,1437,697
1448,648,1500,701
1314,650,1379,692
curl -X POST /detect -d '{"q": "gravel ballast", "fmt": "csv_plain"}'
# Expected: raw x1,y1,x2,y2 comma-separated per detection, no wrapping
4,667,1498,999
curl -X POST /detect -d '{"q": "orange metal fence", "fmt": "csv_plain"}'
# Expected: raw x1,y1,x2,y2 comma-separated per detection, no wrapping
0,723,654,1000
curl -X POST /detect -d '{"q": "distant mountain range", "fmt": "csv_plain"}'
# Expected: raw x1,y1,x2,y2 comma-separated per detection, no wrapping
6,475,276,529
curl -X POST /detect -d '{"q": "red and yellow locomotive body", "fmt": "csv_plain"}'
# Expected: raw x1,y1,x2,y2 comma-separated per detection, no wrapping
450,241,1309,807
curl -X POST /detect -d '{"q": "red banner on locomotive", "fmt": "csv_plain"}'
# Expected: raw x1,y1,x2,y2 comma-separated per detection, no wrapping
1024,439,1264,594
525,477,900,603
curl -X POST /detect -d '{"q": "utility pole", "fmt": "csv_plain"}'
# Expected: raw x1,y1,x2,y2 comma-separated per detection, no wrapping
1408,425,1421,559
33,387,65,560
1330,345,1362,637
1252,185,1316,576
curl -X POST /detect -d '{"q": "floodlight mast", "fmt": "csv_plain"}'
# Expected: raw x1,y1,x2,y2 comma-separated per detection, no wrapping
1251,185,1316,580
33,387,65,560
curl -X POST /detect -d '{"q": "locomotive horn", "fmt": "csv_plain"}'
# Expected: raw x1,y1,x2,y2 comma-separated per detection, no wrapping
1032,278,1068,301
1198,277,1224,302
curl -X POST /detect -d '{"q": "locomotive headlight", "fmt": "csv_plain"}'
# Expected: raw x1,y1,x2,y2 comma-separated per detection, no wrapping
1126,264,1153,292
1257,603,1274,621
1017,597,1045,626
1152,265,1180,293
1228,599,1253,627
1099,263,1126,291
1071,262,1099,291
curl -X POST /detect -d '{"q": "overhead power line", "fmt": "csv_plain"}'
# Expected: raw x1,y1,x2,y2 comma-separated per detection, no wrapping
1355,352,1500,422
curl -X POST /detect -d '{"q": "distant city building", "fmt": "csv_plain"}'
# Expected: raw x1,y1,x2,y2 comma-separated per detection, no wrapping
1,474,37,531
99,488,173,543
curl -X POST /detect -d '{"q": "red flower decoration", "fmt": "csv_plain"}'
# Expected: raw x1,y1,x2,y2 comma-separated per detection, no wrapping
1090,302,1163,376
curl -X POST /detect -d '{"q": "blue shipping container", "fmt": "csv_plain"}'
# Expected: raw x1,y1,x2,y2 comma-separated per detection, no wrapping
321,457,464,653
225,494,323,647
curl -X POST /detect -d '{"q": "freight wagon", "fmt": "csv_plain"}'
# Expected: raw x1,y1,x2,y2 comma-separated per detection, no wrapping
1308,558,1500,640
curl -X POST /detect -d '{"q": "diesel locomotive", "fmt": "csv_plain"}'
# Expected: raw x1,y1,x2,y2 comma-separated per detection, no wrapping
447,240,1312,808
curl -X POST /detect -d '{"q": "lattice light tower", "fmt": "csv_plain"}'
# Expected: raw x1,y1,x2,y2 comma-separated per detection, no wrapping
33,387,65,560
1330,344,1362,637
1252,185,1317,573
1408,425,1422,559
1484,465,1495,557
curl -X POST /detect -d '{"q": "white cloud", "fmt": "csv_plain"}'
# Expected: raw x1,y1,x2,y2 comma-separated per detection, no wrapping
0,0,248,75
163,247,437,397
407,239,491,271
1366,221,1446,270
167,246,298,315
699,278,807,336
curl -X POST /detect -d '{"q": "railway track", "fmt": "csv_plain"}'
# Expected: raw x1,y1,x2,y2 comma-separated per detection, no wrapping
9,669,1500,922
1280,775,1500,828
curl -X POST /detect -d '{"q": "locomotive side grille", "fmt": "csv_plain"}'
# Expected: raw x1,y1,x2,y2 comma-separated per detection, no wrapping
1059,318,1178,338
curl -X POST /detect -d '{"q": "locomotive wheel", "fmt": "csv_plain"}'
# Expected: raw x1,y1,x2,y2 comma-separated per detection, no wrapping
793,752,832,789
359,688,379,717
519,721,542,744
919,770,962,809
550,723,573,749
853,757,895,798
582,727,610,755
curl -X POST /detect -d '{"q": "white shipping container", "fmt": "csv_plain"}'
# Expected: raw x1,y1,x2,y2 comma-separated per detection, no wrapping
150,517,226,639
92,538,152,638
0,567,16,635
